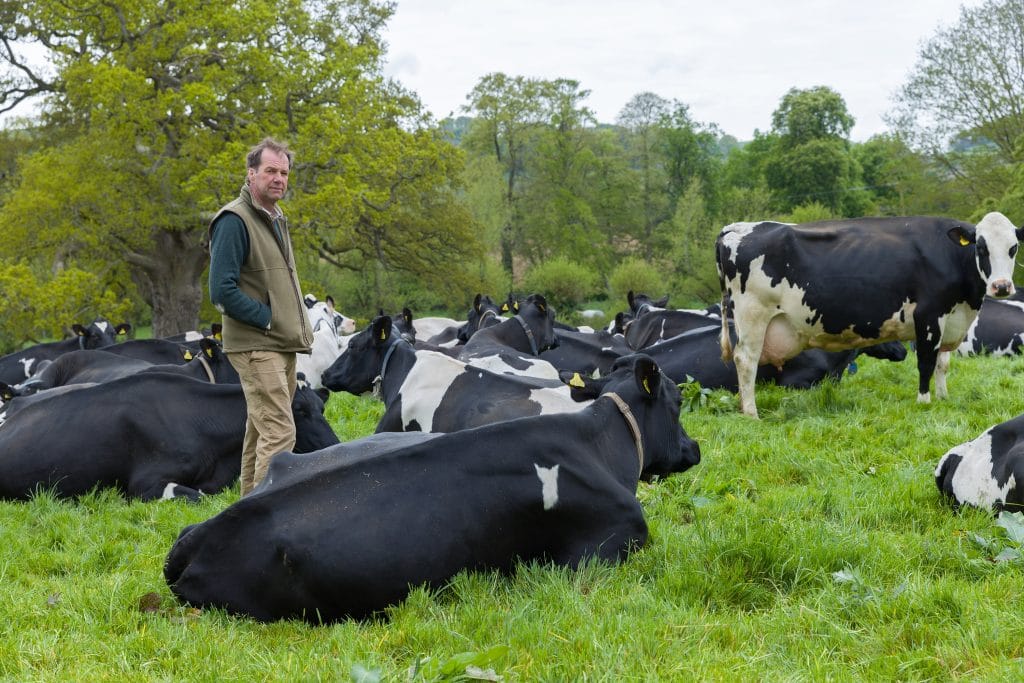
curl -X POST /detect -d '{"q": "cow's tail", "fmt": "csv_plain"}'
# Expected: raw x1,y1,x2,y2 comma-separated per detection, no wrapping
715,237,735,362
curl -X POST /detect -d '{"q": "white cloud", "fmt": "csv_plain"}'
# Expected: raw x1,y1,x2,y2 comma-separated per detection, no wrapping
382,0,982,140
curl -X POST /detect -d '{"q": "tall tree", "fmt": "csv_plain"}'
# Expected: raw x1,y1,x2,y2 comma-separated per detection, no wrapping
0,0,473,334
888,0,1024,164
617,92,672,256
462,73,548,278
518,79,606,269
763,86,860,213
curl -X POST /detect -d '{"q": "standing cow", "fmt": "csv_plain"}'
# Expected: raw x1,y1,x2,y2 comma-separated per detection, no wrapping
716,212,1022,417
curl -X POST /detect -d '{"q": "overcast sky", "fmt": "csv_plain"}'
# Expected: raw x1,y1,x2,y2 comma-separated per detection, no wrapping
382,0,984,141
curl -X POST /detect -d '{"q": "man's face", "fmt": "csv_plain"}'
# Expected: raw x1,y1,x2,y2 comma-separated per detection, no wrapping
248,149,290,209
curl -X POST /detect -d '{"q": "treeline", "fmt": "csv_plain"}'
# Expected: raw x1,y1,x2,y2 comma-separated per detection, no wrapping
0,0,1022,351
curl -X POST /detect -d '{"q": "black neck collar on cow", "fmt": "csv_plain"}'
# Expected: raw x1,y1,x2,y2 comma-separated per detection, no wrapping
513,314,539,355
601,391,644,478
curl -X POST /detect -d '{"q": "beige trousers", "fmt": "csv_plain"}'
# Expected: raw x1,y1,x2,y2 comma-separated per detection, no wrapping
227,350,297,495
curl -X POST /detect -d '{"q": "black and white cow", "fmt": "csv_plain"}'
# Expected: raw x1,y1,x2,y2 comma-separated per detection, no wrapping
539,328,631,377
9,337,237,395
0,374,338,501
297,298,358,393
163,353,700,623
102,338,195,364
956,296,1024,357
322,314,583,432
716,212,1022,417
935,413,1024,512
640,323,906,391
0,319,131,385
457,294,559,376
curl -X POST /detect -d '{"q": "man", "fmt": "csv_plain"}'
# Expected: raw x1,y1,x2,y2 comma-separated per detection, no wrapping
208,138,314,495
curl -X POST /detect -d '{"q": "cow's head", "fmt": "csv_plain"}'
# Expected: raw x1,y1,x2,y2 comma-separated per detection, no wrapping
291,378,340,453
564,353,700,480
71,319,131,349
627,291,669,315
320,315,396,394
517,294,558,353
950,212,1022,298
459,294,503,343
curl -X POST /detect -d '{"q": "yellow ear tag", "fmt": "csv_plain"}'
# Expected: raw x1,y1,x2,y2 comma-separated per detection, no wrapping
501,304,508,312
184,350,193,360
959,236,970,246
380,329,387,340
205,347,214,358
642,377,651,394
569,372,585,388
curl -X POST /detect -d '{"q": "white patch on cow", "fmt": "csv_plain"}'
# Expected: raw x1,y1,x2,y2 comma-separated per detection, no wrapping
95,321,110,333
183,330,204,342
937,431,1016,509
527,385,588,414
466,354,560,379
19,358,36,379
937,303,980,351
161,482,179,500
413,316,464,339
398,350,466,432
534,464,560,510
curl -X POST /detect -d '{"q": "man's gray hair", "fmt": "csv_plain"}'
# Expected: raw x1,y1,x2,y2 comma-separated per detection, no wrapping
247,137,293,170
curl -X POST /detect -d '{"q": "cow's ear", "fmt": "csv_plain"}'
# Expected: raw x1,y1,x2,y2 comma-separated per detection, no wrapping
0,382,14,402
561,370,604,401
115,323,132,336
653,295,670,308
72,324,87,337
532,294,547,313
633,355,661,397
371,315,393,343
948,225,976,247
183,349,194,360
473,293,483,312
402,307,414,327
200,337,216,358
627,290,636,308
211,323,223,340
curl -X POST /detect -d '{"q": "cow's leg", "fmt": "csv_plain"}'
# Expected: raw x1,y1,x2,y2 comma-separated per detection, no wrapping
914,317,942,402
933,351,951,400
732,311,770,418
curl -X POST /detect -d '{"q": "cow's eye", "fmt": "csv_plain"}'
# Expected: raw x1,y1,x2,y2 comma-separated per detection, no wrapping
1011,244,1018,258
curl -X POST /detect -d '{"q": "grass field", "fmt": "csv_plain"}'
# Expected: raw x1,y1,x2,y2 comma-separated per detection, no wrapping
2,349,1023,681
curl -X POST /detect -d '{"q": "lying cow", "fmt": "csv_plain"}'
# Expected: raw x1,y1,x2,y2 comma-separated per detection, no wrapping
643,323,907,391
297,296,357,393
0,374,338,501
0,318,131,384
163,353,700,622
956,296,1024,357
457,294,559,374
10,337,236,395
322,314,588,432
716,212,1022,417
935,413,1024,512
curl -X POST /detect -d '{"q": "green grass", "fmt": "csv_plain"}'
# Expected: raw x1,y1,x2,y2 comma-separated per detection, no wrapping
3,352,1024,681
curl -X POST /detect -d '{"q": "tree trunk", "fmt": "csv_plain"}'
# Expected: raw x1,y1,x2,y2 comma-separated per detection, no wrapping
127,228,209,338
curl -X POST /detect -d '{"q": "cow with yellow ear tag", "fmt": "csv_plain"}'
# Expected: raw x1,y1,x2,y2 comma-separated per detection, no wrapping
164,352,699,623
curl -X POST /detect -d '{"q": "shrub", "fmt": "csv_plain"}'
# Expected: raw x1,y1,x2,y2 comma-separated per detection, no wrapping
520,258,600,313
607,258,669,309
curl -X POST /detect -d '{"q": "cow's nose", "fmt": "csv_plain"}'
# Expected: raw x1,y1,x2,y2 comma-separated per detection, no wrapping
991,280,1015,298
